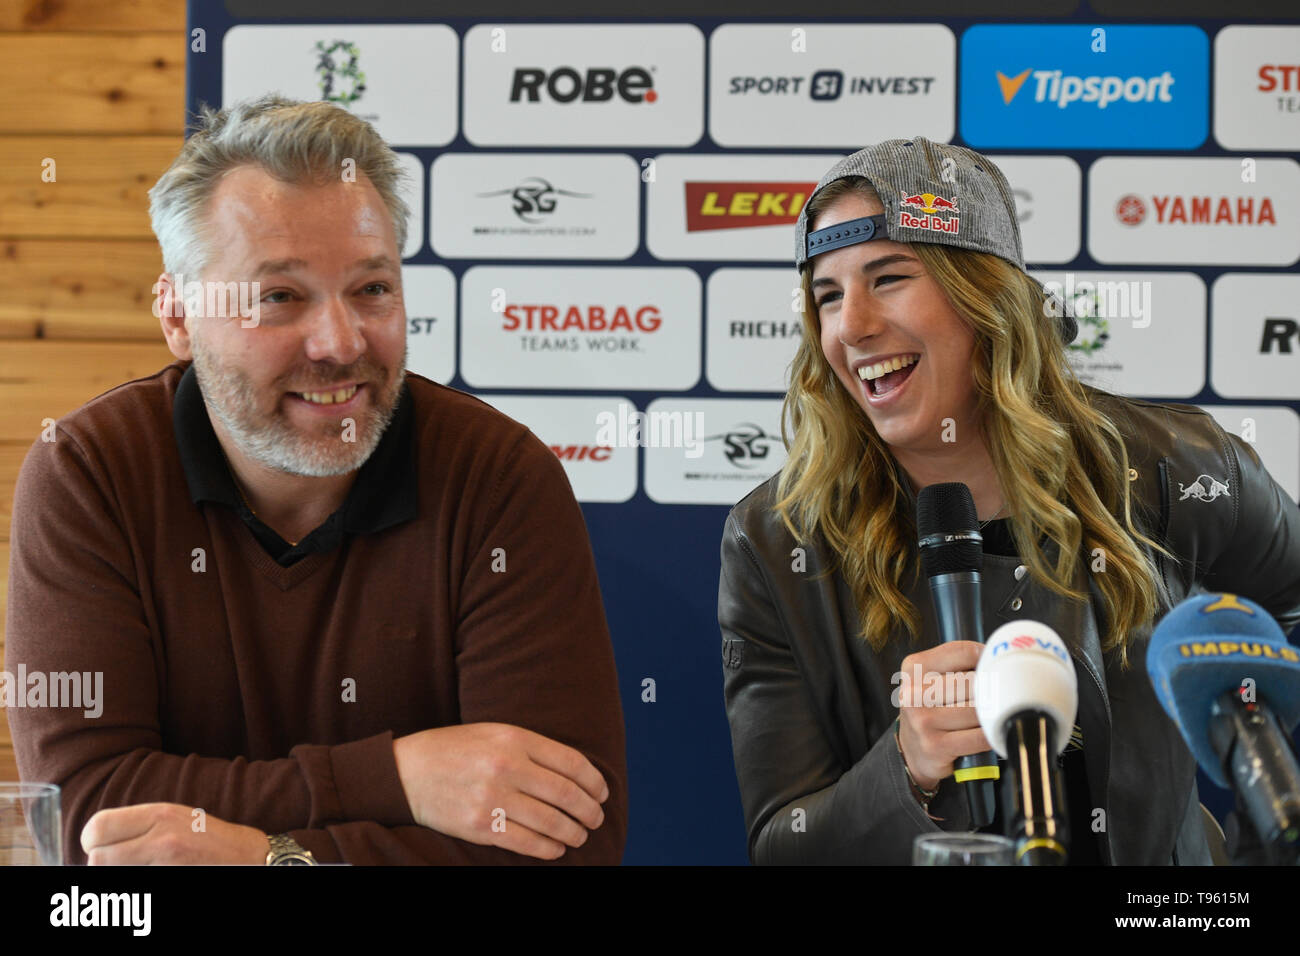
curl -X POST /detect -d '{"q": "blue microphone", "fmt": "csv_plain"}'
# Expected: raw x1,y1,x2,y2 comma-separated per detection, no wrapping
1147,592,1300,863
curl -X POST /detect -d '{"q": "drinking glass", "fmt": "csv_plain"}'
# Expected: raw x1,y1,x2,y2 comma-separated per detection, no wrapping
913,832,1014,865
0,783,62,865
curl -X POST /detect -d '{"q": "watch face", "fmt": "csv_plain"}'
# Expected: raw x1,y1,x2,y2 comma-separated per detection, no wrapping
280,856,314,866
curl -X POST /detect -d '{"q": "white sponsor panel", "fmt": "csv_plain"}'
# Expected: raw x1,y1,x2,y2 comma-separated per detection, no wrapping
476,395,637,503
402,265,457,385
646,153,844,262
1031,270,1205,398
644,398,786,505
223,25,458,146
1214,27,1300,151
1199,404,1300,505
709,25,955,147
395,153,424,259
1211,274,1300,400
1088,158,1300,266
706,268,803,392
991,156,1081,265
463,24,704,146
460,267,701,391
430,153,639,260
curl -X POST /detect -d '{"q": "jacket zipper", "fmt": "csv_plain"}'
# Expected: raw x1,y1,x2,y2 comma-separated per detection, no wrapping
1070,644,1114,866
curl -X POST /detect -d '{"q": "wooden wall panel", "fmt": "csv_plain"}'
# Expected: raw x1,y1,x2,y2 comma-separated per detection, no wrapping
1,1,192,786
0,135,181,238
0,0,184,31
0,240,164,340
0,34,184,134
0,342,178,443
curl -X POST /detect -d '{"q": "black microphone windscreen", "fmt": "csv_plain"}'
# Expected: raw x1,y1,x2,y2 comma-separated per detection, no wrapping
917,482,982,577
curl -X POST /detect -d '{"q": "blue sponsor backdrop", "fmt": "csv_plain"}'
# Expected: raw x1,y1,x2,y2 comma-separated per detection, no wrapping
961,25,1210,148
186,3,1300,864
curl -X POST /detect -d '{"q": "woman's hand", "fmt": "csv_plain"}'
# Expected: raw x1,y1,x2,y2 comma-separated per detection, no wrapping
896,641,993,791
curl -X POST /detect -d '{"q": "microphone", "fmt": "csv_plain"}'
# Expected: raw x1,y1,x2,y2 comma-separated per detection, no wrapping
917,482,999,828
975,620,1077,865
1146,592,1300,864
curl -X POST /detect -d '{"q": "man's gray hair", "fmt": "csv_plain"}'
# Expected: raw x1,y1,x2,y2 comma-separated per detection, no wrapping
148,94,411,279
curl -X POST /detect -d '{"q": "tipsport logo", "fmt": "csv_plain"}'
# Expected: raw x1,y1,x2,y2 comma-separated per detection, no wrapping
960,25,1208,148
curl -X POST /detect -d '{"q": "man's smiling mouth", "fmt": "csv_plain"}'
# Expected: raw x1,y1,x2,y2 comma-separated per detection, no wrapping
292,384,360,405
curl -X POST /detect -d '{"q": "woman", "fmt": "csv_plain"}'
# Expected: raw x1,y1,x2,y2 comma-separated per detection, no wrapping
717,137,1300,865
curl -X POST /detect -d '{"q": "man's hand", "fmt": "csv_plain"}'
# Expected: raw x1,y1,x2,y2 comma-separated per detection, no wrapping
393,722,610,860
897,640,993,791
81,803,268,865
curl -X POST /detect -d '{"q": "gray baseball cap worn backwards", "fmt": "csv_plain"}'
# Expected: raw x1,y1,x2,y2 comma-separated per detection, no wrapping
794,136,1076,344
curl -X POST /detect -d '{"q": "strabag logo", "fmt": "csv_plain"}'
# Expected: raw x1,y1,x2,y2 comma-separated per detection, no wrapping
502,302,662,355
510,67,656,104
1214,27,1300,151
684,182,812,232
898,192,960,235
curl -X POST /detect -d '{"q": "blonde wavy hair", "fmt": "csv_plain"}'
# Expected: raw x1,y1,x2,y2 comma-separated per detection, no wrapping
776,177,1172,666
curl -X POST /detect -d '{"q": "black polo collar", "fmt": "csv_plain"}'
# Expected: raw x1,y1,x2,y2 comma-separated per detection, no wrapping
172,362,417,566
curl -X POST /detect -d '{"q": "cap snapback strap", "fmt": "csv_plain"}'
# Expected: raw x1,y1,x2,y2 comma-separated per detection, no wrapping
804,214,887,263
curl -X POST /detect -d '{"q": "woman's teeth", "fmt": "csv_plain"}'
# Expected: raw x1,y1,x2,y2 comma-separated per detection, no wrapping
297,384,359,405
858,354,919,382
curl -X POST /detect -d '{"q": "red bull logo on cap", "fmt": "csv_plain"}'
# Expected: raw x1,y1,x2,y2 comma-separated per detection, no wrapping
900,193,958,214
898,192,960,235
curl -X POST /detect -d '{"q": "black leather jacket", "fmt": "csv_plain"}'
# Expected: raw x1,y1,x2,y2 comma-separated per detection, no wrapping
718,391,1300,865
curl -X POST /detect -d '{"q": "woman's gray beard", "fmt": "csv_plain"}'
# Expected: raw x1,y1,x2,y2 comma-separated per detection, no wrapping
190,335,406,478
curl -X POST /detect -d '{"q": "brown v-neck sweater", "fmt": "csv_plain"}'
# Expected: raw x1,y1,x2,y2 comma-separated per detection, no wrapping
4,361,627,865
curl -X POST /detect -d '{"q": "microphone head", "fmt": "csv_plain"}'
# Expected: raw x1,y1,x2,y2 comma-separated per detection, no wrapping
916,482,982,577
1146,592,1300,789
975,620,1078,758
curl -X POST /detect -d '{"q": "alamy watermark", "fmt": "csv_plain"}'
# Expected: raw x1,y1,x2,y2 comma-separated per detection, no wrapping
0,666,103,718
152,274,261,328
594,402,705,459
1042,273,1152,329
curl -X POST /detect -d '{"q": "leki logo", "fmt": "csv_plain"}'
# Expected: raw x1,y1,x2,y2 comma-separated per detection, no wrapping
684,182,812,232
315,40,366,106
476,178,593,224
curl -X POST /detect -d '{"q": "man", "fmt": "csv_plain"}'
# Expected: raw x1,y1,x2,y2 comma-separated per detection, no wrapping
5,95,627,865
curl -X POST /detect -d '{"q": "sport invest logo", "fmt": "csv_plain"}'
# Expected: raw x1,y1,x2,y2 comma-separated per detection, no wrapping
961,25,1208,148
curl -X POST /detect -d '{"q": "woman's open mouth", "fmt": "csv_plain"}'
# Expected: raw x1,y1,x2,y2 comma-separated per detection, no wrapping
858,354,919,402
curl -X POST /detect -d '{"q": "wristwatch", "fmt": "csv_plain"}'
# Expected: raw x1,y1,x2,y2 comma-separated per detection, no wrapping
265,833,318,866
